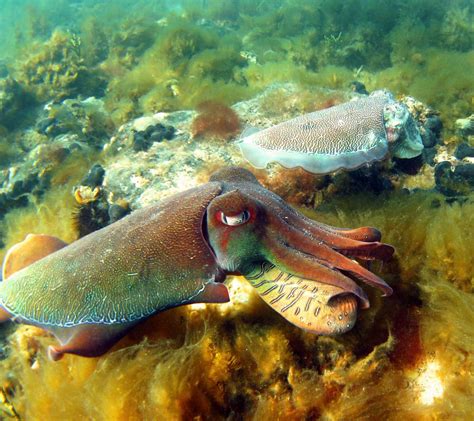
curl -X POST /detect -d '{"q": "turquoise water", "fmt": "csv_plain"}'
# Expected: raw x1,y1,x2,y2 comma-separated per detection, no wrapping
0,1,473,419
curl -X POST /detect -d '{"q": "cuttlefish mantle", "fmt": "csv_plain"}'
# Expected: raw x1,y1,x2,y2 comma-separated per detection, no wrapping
0,167,394,360
238,90,424,174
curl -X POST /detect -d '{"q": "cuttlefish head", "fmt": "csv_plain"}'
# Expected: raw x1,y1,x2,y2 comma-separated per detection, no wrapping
206,167,394,334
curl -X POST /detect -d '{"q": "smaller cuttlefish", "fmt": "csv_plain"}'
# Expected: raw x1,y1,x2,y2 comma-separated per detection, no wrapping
0,167,394,360
238,90,424,174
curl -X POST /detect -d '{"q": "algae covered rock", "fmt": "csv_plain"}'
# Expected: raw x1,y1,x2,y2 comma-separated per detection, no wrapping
0,133,95,217
36,97,114,144
435,161,474,197
17,30,107,102
0,77,29,130
455,114,474,142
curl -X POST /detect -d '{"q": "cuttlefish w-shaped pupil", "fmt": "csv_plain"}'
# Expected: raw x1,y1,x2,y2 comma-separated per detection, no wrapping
0,166,394,360
218,210,251,226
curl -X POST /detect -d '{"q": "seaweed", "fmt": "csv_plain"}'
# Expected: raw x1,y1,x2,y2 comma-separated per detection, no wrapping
16,30,107,102
191,100,241,140
1,191,472,419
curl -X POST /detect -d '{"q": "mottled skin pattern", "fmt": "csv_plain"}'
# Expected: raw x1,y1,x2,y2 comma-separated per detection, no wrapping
246,95,389,154
0,167,394,360
238,91,422,174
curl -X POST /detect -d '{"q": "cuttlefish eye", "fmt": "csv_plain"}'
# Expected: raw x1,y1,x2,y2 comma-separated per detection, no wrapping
218,210,251,226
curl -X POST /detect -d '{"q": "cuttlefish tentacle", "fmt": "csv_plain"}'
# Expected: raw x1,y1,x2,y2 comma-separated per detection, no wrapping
246,263,359,334
265,213,392,297
225,177,394,261
0,166,394,360
262,234,370,308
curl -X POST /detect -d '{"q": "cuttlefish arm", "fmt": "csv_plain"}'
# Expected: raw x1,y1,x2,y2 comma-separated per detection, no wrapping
207,167,393,315
0,167,394,360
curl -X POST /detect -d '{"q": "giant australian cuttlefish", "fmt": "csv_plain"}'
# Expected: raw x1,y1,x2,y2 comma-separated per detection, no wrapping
0,167,394,360
238,90,424,174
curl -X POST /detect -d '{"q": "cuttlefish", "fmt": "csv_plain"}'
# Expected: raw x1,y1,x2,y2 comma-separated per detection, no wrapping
0,167,394,360
238,90,424,174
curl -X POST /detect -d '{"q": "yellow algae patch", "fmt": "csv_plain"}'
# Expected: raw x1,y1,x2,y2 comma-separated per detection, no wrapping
305,191,474,292
0,185,78,265
0,151,94,264
1,191,473,419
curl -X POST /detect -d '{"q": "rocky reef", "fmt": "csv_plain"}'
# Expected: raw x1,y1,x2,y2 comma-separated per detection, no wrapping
1,81,473,419
0,0,473,419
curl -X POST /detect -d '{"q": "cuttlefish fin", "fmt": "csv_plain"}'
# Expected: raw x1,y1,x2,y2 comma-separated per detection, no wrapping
2,279,227,361
48,322,138,361
2,234,68,281
47,282,229,361
245,263,358,335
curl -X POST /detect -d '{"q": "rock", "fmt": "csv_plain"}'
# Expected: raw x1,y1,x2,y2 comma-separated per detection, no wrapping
393,155,424,175
350,81,368,95
401,96,442,148
132,116,159,132
38,97,114,146
0,134,92,217
108,203,130,223
420,116,442,148
132,123,176,152
455,115,474,137
435,161,474,196
454,143,474,160
35,117,58,135
81,164,106,188
422,147,437,166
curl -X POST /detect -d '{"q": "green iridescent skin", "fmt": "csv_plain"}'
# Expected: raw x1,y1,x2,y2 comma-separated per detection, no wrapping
0,184,223,327
0,167,394,360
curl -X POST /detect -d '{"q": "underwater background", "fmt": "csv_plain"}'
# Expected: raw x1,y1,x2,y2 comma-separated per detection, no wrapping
0,0,473,419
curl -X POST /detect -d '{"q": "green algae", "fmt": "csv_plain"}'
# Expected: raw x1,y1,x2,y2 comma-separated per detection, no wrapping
0,1,473,418
0,0,471,130
1,190,473,419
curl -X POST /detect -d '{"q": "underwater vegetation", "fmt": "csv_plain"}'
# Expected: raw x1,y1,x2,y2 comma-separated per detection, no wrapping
0,0,473,419
191,101,241,140
16,30,106,103
0,0,471,142
0,190,473,419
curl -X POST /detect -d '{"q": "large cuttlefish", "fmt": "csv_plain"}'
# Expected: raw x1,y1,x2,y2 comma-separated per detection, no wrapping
0,167,394,360
238,90,424,174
